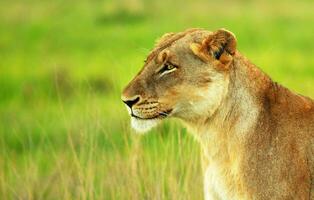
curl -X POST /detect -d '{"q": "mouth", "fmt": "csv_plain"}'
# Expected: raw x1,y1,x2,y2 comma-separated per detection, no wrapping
131,109,172,120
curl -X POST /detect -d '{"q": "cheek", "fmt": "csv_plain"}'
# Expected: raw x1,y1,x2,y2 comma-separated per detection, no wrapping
156,70,184,91
165,80,228,118
159,84,201,112
190,77,229,115
159,87,181,106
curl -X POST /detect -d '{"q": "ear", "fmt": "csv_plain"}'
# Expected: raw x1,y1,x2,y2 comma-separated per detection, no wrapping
190,29,237,69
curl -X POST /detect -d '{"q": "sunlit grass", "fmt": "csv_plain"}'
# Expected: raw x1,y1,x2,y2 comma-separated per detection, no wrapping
0,0,313,199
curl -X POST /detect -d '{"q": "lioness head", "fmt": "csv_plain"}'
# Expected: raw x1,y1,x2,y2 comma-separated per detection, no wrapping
121,28,237,133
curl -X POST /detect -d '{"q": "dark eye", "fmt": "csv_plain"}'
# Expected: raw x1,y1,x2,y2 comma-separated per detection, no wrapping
164,63,175,70
159,63,177,76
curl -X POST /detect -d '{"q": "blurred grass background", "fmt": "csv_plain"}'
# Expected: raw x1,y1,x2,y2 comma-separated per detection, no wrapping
0,0,313,199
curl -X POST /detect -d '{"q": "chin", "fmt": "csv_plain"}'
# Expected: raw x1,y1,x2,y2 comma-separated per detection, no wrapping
130,117,160,134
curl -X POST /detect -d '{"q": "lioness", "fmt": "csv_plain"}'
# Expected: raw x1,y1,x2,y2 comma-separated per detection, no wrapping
121,28,314,200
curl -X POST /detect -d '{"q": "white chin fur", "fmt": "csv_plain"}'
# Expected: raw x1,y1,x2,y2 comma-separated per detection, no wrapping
131,117,159,134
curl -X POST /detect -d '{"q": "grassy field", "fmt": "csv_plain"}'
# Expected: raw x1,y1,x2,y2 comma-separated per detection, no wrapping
0,0,313,199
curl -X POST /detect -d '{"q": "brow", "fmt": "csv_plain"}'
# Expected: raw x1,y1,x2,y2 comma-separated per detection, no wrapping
144,29,201,64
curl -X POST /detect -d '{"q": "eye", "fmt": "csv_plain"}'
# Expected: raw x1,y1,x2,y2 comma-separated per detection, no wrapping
158,63,177,76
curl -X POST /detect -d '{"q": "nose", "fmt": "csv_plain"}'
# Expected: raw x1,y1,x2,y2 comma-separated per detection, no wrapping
122,95,141,108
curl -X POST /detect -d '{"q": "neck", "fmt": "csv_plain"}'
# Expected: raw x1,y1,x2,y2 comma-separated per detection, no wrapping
184,52,272,144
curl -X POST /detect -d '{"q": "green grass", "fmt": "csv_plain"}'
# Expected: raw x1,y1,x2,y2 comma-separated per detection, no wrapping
0,0,313,199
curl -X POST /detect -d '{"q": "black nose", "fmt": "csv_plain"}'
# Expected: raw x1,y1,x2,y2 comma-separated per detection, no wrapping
122,96,140,108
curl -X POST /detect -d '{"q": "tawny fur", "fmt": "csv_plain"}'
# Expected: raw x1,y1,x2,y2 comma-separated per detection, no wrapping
122,28,314,200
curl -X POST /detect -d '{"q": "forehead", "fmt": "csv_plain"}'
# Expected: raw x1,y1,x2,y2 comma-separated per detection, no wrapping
145,29,210,64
